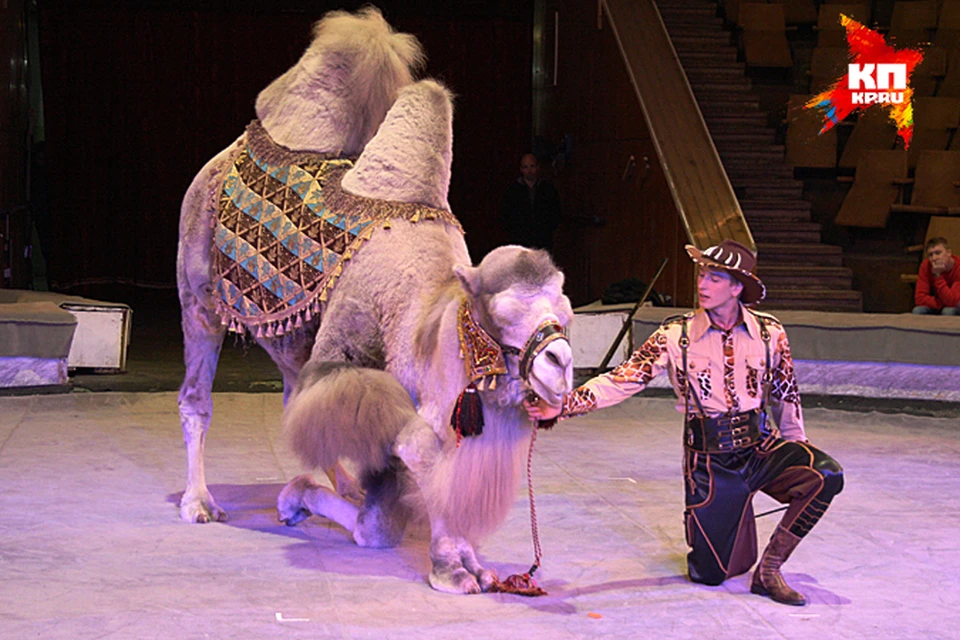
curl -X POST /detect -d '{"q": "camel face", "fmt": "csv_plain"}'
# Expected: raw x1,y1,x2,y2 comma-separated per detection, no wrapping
455,244,574,407
485,280,573,407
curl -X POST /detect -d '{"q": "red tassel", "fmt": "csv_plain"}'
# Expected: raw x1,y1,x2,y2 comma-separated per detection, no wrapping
451,383,484,443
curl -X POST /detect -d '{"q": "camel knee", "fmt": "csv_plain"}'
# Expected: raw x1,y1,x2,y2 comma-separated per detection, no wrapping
278,475,360,531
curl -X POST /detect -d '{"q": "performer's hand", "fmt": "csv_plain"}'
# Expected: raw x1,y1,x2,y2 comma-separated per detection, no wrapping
523,395,562,421
931,256,948,276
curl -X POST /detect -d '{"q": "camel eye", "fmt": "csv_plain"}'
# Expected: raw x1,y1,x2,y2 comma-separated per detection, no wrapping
547,352,560,367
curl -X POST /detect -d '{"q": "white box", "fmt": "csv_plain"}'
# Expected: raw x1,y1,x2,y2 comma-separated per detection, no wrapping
570,308,633,370
61,303,132,371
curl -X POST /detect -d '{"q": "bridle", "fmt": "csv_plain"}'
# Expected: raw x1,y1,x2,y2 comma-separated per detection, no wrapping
456,298,568,387
500,318,568,382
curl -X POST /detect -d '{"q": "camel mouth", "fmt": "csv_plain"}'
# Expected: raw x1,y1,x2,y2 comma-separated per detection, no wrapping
528,376,569,408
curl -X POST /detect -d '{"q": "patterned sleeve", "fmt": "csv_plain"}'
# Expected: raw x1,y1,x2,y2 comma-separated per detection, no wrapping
768,329,806,441
560,324,672,419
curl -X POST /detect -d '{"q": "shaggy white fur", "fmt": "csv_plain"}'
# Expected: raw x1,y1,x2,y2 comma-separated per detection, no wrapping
278,238,574,594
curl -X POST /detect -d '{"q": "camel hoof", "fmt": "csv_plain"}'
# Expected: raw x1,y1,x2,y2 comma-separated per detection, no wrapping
279,508,311,526
276,478,311,524
429,567,481,595
180,496,227,524
478,569,498,592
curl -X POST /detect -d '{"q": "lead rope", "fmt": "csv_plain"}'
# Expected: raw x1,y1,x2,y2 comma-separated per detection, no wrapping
490,423,548,596
525,426,543,576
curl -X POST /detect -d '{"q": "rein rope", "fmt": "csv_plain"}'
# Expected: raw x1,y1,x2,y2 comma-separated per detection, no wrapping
525,426,543,576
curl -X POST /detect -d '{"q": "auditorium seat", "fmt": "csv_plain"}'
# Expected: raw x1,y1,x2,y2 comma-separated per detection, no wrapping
815,3,870,47
835,149,909,227
738,3,794,68
936,48,960,97
925,216,960,248
838,107,899,170
888,0,938,48
785,94,839,168
902,97,960,168
891,150,960,214
770,0,817,26
936,0,960,50
808,46,849,93
911,46,946,97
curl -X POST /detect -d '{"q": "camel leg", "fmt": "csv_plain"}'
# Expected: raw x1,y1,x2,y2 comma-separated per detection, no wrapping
277,474,359,531
352,461,411,548
177,288,227,523
277,468,408,548
269,333,365,504
394,417,488,594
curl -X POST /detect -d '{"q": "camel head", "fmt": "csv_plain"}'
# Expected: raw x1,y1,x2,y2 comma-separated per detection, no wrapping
454,246,574,407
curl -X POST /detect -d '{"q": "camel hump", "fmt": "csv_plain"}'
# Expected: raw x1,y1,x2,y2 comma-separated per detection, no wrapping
255,7,425,157
342,79,455,211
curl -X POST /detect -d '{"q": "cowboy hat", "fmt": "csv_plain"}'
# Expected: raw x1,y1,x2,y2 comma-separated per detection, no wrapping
685,240,766,305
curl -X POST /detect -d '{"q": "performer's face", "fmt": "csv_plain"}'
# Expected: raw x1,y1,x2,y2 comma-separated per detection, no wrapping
697,266,743,310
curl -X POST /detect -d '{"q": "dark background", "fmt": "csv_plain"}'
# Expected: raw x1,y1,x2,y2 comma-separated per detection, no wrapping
3,0,691,316
33,0,534,296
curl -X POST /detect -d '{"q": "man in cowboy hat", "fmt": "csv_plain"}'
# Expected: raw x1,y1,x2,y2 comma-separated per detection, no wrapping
526,240,843,605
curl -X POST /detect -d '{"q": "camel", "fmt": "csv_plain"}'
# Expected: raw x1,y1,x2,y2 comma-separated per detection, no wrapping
177,7,423,524
175,7,575,594
276,233,574,593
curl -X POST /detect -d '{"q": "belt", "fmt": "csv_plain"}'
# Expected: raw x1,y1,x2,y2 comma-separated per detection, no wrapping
684,410,769,453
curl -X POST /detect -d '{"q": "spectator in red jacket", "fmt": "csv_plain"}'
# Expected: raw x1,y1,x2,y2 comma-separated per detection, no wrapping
913,237,960,315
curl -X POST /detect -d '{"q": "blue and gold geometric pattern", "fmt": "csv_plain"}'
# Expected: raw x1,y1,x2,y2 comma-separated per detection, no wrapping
212,120,462,338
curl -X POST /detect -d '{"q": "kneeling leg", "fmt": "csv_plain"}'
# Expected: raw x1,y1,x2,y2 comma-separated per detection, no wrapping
684,450,756,586
277,474,359,531
352,460,411,548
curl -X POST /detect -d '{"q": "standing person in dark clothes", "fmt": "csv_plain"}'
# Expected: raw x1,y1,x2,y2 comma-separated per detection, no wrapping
501,153,561,251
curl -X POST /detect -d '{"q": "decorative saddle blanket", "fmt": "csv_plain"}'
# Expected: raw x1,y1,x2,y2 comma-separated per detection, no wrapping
213,120,463,338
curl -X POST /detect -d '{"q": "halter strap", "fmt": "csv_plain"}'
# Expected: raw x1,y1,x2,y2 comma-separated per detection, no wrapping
458,298,568,385
508,320,567,381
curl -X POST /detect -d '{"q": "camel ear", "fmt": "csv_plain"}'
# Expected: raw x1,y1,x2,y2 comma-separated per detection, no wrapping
453,264,481,297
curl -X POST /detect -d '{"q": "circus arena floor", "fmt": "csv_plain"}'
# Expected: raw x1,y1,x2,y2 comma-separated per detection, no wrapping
0,293,955,639
2,378,958,638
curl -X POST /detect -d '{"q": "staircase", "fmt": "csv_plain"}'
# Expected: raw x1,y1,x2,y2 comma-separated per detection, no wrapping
656,0,863,312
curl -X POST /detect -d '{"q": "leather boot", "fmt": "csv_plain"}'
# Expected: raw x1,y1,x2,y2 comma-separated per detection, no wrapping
750,525,806,606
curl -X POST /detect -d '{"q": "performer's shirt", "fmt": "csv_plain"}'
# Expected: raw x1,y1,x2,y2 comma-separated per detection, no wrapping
561,305,806,441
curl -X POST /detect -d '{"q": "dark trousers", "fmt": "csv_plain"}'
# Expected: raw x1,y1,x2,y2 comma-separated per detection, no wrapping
682,438,844,585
